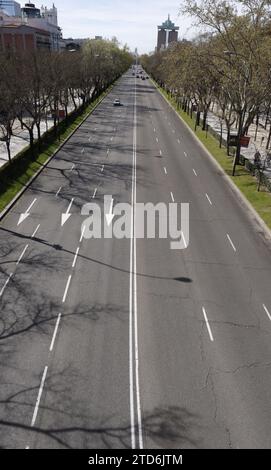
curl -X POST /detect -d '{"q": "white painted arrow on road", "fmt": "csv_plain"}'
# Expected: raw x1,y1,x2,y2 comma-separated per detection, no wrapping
18,198,37,226
106,197,114,226
61,198,74,226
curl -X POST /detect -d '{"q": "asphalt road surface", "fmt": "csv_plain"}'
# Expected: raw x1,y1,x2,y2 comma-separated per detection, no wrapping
1,71,271,449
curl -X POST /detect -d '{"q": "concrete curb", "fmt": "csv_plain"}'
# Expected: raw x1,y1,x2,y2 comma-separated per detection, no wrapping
152,79,271,243
0,84,114,223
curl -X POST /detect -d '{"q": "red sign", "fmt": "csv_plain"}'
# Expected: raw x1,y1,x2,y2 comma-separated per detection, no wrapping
240,136,250,148
58,110,66,119
51,109,66,119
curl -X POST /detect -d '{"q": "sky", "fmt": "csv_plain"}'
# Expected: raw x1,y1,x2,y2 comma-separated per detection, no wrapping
32,0,195,53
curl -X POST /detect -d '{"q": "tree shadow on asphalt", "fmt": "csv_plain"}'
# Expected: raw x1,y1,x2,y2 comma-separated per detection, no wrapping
0,255,198,450
2,150,165,211
0,396,201,449
0,227,193,284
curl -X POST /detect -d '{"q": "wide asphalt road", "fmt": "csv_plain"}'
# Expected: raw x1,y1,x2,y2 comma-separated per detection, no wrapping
0,70,271,449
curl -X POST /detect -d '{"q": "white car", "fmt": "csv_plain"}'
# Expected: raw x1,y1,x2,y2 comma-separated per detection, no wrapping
113,99,121,106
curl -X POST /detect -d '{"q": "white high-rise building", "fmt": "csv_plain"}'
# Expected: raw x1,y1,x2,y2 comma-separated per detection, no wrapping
0,0,21,16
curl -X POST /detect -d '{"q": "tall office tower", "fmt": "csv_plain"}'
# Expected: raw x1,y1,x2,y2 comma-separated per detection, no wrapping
157,15,179,51
0,0,21,16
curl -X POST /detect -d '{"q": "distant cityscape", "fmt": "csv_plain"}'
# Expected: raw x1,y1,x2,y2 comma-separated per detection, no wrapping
0,1,104,52
0,3,180,55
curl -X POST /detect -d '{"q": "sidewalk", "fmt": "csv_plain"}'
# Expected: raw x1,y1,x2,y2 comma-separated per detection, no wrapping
0,98,82,169
206,107,271,183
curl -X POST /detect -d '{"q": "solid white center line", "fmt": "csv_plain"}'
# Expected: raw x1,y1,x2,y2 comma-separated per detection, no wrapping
49,313,62,352
227,234,237,252
72,247,80,268
159,150,162,156
129,76,143,450
184,151,188,158
31,224,40,238
62,275,72,303
193,169,198,176
101,164,104,173
170,192,175,203
17,245,29,265
0,273,13,297
164,167,168,175
56,186,62,197
206,193,213,206
31,366,48,427
263,304,271,321
202,307,214,342
156,137,159,143
92,188,97,199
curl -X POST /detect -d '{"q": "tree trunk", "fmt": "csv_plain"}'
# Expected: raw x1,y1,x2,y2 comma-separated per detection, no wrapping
6,139,11,163
266,124,271,150
227,127,231,156
190,103,193,119
28,128,34,156
219,121,223,148
195,111,200,131
202,110,208,131
254,114,259,141
265,103,270,130
36,122,41,148
233,112,244,176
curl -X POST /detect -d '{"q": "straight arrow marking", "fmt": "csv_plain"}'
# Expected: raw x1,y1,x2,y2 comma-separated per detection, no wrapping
18,198,37,226
106,197,114,225
61,198,74,226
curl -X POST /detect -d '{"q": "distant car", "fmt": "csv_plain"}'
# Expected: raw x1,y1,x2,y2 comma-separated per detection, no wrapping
136,75,140,78
113,99,121,106
141,77,145,80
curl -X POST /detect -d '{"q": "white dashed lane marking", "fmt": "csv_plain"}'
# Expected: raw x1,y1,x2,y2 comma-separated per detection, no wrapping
202,307,214,342
263,304,271,321
227,234,237,252
205,194,213,206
